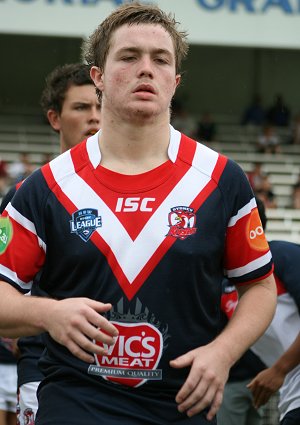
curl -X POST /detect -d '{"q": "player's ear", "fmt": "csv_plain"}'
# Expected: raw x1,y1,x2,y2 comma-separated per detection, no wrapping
90,66,104,92
47,109,61,132
175,74,181,89
172,74,181,96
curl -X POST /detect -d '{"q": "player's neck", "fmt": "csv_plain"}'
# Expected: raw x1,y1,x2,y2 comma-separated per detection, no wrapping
98,117,171,175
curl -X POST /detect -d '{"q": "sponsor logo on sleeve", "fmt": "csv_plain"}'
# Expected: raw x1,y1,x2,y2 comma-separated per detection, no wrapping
0,217,13,254
247,208,269,251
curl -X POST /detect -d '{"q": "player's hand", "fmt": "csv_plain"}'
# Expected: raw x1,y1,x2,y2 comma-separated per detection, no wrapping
170,343,230,420
44,298,118,363
247,367,285,408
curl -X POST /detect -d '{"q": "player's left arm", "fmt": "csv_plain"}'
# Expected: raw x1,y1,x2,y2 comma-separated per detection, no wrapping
247,331,300,408
170,274,277,420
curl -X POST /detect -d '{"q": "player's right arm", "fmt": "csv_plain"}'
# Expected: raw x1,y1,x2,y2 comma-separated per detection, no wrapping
0,281,118,363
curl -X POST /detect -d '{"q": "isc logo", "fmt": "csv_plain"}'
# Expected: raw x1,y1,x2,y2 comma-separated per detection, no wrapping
115,197,155,212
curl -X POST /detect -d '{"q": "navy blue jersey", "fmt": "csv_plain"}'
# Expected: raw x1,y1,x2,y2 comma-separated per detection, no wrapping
269,240,300,312
0,337,16,363
0,128,273,421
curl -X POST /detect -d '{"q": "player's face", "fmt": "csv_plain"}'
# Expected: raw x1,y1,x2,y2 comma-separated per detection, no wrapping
48,84,101,152
91,23,180,124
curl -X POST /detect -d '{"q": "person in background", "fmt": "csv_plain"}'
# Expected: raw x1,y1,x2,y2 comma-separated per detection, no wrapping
218,278,267,425
267,94,291,128
7,152,35,185
241,94,265,127
195,111,216,143
257,125,280,154
255,174,277,209
0,160,8,202
0,3,276,424
0,338,17,425
0,62,101,425
290,113,300,145
247,162,267,193
219,197,300,425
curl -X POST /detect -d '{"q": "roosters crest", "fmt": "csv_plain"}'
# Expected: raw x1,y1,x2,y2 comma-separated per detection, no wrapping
167,206,197,240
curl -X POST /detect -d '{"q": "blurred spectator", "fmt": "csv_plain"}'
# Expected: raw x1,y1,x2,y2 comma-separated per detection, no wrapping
267,94,291,127
241,94,265,126
7,152,35,184
171,100,196,137
290,113,300,144
255,175,277,209
292,174,300,209
247,162,267,192
195,112,216,142
41,153,54,165
257,125,280,154
0,160,8,200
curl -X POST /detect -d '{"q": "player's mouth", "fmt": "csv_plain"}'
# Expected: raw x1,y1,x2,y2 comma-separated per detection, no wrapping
86,129,99,136
133,84,156,95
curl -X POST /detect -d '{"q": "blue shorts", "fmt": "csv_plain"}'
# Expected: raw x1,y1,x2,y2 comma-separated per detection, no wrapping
36,379,216,425
281,407,300,425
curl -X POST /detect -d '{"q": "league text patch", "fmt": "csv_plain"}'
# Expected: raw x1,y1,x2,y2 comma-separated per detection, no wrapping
70,208,102,242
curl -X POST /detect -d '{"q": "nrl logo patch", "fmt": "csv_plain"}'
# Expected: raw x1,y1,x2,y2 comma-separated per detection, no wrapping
0,217,13,254
70,208,102,242
167,206,197,240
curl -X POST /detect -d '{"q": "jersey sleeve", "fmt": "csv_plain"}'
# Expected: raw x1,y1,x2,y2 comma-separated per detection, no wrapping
0,170,47,293
220,160,273,285
270,240,300,312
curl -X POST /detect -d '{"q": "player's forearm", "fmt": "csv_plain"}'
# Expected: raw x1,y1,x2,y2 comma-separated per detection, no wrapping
0,281,56,337
213,275,277,367
272,332,300,376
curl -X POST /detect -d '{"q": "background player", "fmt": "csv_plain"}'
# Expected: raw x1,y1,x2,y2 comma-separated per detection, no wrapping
0,62,101,425
0,3,276,424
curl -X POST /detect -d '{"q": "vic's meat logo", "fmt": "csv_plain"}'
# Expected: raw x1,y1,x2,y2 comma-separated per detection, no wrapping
91,322,163,388
167,206,197,240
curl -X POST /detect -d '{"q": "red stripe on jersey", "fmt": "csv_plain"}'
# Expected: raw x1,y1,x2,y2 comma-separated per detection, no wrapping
225,206,270,270
221,290,238,319
0,213,45,286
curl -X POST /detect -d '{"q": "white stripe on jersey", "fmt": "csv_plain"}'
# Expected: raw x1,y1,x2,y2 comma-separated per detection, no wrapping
0,264,32,291
227,250,272,278
228,197,256,227
167,126,181,163
7,203,46,252
192,142,219,176
86,132,101,169
50,142,216,284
